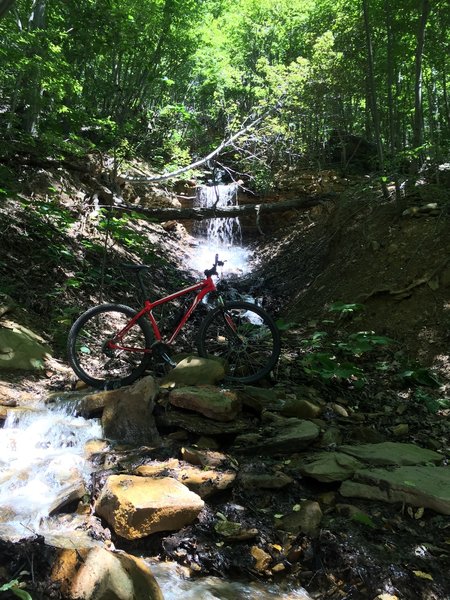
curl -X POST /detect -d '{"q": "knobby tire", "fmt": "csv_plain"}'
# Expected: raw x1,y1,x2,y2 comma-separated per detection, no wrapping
67,303,153,389
197,301,281,383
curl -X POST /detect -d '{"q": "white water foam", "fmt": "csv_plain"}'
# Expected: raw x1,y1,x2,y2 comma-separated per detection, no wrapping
189,183,250,276
0,404,101,540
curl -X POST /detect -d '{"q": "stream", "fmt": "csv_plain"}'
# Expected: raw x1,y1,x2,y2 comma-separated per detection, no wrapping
0,183,312,599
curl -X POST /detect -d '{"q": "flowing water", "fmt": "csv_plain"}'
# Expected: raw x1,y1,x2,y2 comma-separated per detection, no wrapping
0,400,102,542
189,182,250,275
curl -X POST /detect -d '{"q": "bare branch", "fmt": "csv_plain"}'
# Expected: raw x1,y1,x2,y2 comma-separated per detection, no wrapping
122,103,280,184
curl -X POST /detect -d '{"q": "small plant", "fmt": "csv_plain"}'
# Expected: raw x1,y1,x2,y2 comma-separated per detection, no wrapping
0,579,32,600
400,366,441,388
329,301,365,315
413,389,450,414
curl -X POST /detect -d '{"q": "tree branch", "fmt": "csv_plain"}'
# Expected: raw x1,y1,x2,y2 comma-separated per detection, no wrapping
122,104,280,183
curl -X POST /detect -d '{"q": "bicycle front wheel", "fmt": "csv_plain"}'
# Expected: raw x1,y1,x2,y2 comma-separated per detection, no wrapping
67,303,153,389
197,301,281,384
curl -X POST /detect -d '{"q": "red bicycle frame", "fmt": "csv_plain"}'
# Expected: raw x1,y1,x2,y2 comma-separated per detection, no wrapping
107,274,218,354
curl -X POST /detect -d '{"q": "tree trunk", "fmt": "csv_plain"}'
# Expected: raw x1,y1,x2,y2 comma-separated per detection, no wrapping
362,0,389,200
411,0,431,169
22,0,46,135
100,196,328,223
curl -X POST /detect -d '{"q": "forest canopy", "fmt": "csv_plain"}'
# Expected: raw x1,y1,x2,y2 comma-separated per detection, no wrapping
0,0,448,189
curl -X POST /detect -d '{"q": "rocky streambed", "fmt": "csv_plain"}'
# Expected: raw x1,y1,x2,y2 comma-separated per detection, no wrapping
0,357,449,600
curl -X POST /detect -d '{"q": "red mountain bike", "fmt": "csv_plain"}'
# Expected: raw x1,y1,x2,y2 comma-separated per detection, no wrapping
67,255,281,389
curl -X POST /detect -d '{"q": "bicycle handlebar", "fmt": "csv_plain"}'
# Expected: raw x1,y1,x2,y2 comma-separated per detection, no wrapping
204,253,225,277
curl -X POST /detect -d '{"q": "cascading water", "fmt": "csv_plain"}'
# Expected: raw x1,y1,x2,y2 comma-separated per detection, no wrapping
189,182,250,275
0,401,102,544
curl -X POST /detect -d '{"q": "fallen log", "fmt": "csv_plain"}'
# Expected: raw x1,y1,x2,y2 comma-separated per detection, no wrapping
104,195,333,223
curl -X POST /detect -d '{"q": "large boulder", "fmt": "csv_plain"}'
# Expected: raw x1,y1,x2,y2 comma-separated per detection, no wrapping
100,376,160,446
0,320,51,370
51,547,163,600
95,474,204,539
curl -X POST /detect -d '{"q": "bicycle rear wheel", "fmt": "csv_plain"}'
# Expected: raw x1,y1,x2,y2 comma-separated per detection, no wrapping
67,303,153,389
197,301,281,384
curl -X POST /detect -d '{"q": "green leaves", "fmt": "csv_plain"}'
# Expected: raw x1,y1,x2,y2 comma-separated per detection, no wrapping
0,579,33,600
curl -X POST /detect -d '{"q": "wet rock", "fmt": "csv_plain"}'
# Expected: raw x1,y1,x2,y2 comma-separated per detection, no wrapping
95,474,204,539
341,466,450,515
339,442,442,466
232,416,320,455
135,459,236,498
0,320,51,370
276,500,323,537
160,356,225,387
168,386,240,421
51,546,163,600
299,452,363,482
101,377,160,446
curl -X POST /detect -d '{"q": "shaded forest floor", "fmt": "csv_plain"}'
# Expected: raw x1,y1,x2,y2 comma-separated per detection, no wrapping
0,154,449,600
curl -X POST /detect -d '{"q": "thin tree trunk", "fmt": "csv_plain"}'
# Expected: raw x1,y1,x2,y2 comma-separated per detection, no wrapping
22,0,46,135
411,0,431,169
362,0,389,200
385,1,401,203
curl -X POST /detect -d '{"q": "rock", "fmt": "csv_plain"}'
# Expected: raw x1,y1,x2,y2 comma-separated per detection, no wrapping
233,417,320,455
168,386,240,421
276,501,322,537
95,475,204,539
299,452,364,482
0,320,51,370
331,403,349,417
135,459,236,498
51,547,163,599
319,426,343,447
239,386,282,413
180,447,230,468
251,546,272,572
156,408,249,435
392,423,409,437
239,469,293,489
0,383,18,406
214,519,258,541
280,397,323,419
100,377,160,446
339,442,442,466
161,356,225,387
340,466,450,515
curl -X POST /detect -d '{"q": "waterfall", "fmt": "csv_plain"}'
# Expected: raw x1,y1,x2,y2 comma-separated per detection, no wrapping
189,182,249,274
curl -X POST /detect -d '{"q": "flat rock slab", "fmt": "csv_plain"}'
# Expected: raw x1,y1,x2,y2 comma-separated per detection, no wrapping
169,386,240,421
339,442,442,466
233,418,320,455
299,451,364,482
340,466,450,515
95,474,204,539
